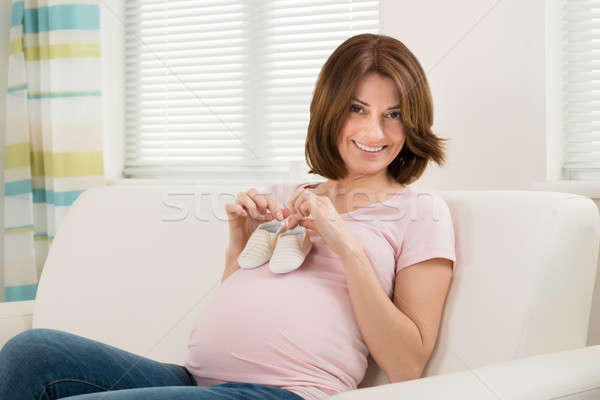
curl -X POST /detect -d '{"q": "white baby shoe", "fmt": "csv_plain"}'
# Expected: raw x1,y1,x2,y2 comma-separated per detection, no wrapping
269,222,312,274
237,219,287,269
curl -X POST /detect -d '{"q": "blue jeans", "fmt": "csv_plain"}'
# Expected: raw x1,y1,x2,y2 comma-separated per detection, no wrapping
0,328,304,400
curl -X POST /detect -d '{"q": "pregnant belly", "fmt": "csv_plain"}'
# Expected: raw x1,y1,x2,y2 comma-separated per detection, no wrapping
185,267,367,389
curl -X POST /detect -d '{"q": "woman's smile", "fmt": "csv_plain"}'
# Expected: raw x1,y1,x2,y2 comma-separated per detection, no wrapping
352,139,387,154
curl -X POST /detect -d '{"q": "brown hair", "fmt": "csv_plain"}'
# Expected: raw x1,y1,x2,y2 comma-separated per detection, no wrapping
305,33,449,185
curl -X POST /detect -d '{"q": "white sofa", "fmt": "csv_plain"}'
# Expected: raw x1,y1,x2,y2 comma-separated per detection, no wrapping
2,183,600,399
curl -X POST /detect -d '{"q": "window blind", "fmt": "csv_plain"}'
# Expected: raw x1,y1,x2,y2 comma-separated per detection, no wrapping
123,0,379,183
562,0,600,180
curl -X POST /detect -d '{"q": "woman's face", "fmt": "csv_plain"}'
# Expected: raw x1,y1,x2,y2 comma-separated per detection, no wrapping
337,71,406,180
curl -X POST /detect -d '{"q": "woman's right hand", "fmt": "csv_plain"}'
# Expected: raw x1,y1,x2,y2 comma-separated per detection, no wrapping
224,188,291,253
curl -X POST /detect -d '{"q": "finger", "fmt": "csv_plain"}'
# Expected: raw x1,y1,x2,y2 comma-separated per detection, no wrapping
287,201,310,229
298,217,317,231
236,192,257,217
281,208,292,219
236,203,248,217
248,190,278,221
224,203,247,222
291,189,309,217
296,197,312,218
248,191,269,215
225,202,248,217
262,194,283,221
286,214,298,229
237,192,269,220
286,186,306,214
295,192,314,218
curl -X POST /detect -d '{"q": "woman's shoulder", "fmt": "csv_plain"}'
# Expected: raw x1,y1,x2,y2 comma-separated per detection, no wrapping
398,186,452,224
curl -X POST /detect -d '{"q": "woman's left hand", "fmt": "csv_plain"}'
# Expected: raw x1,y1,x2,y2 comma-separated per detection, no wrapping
285,186,361,257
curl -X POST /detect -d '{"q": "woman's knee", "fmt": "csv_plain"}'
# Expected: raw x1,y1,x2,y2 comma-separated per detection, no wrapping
0,328,70,367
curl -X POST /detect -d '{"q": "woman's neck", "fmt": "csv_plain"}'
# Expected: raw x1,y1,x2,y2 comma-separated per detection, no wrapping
321,173,405,203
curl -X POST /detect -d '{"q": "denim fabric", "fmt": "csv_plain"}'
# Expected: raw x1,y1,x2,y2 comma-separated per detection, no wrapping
0,328,304,400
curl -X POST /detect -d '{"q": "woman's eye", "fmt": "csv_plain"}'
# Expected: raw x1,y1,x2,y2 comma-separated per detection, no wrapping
387,111,402,120
350,104,363,114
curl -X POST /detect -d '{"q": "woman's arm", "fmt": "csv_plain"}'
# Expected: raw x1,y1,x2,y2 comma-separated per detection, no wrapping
284,186,453,379
340,246,453,383
221,246,242,283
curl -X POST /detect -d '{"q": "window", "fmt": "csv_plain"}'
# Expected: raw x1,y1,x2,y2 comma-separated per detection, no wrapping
562,0,600,180
123,0,379,183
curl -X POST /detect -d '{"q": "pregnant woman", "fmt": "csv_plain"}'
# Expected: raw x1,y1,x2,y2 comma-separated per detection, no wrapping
0,33,456,400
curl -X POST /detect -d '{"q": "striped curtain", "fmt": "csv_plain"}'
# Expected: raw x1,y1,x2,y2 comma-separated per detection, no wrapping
4,0,104,302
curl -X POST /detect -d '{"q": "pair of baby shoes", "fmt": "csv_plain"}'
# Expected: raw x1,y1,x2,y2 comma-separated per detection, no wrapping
237,218,312,274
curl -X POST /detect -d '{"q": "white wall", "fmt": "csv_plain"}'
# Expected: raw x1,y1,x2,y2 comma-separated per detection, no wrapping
0,0,10,299
381,0,547,190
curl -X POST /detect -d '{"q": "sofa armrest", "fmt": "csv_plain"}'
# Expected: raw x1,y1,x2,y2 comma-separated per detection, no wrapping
0,300,34,349
332,345,600,399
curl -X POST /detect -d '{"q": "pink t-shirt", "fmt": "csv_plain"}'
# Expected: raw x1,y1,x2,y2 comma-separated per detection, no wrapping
184,181,456,400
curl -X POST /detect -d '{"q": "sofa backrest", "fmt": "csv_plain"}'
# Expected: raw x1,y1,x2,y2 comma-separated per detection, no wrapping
33,184,600,388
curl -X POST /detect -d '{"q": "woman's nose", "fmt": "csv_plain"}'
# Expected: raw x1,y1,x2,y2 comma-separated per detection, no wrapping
365,118,385,141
